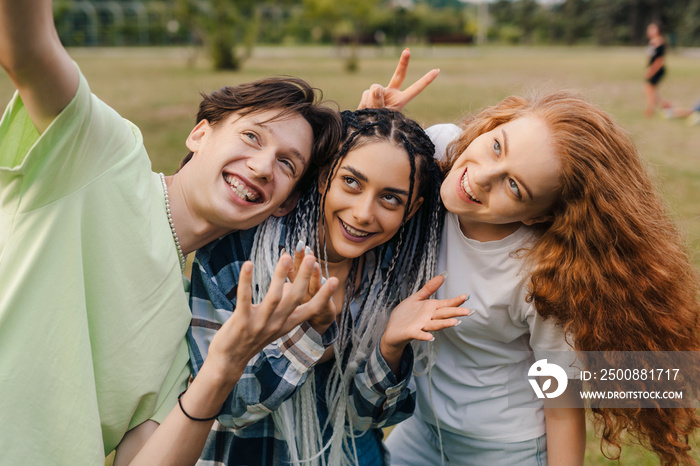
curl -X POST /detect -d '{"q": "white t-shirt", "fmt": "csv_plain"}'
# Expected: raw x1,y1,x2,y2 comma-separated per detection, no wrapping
425,123,461,163
413,124,575,442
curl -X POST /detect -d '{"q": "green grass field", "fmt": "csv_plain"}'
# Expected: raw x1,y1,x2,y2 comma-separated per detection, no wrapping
2,45,698,465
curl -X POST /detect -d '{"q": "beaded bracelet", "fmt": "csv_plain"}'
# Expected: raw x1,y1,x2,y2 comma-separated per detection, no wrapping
177,389,220,422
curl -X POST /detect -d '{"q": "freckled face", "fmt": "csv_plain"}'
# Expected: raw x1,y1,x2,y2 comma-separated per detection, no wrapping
184,109,313,232
440,116,561,240
321,141,423,263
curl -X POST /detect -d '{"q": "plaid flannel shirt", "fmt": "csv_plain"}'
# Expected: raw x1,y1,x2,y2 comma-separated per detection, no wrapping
187,223,415,465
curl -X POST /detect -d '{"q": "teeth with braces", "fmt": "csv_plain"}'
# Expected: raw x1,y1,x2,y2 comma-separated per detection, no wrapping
461,171,481,203
225,174,260,202
340,219,369,237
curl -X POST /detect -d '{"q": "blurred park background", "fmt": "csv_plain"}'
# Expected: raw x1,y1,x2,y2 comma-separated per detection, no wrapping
1,1,699,464
46,0,700,70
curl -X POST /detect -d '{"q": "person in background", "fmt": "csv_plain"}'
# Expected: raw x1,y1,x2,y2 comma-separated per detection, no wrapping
663,97,700,126
644,21,672,118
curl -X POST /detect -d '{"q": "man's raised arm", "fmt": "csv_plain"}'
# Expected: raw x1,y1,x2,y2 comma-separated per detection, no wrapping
0,0,79,132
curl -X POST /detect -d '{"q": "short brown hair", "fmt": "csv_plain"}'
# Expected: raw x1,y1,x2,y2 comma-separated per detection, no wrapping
178,76,341,192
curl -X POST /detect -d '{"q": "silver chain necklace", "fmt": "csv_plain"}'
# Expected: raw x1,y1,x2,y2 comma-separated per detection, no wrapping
159,173,187,272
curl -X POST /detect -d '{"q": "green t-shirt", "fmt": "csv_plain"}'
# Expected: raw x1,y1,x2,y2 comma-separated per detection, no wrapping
0,70,191,464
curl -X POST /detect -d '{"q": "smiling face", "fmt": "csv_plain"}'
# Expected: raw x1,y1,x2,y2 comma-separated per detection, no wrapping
183,108,314,232
440,115,561,241
320,140,423,263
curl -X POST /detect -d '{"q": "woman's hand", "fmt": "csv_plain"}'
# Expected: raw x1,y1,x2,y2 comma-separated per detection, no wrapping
357,48,440,111
208,253,338,383
379,274,470,373
287,241,323,301
287,241,339,333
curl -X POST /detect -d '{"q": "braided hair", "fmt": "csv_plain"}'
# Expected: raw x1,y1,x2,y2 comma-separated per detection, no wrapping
248,108,444,465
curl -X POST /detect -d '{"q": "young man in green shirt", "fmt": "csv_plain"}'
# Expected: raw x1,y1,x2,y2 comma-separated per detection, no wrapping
0,1,342,464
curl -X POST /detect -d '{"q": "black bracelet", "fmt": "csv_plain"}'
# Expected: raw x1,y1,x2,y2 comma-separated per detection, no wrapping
177,389,220,422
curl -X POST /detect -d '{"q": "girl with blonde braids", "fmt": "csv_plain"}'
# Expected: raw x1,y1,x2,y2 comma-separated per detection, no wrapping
187,108,470,465
361,53,700,465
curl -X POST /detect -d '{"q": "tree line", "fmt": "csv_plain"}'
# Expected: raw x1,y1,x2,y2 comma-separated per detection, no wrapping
54,0,700,70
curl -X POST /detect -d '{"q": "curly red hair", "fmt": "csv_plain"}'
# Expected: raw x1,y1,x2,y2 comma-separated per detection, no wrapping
444,91,700,465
